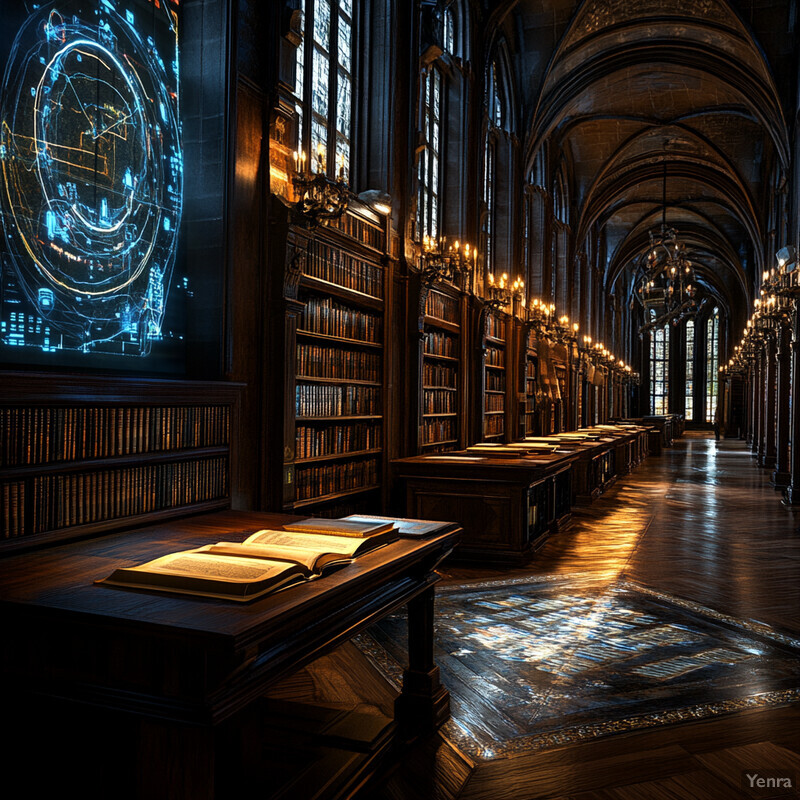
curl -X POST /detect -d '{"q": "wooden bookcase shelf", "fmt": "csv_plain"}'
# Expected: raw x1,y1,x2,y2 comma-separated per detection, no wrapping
419,283,467,454
524,327,538,436
482,311,507,441
285,205,391,516
0,374,242,552
293,483,381,509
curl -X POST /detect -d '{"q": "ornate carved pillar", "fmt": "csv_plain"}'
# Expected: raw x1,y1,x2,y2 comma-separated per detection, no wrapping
783,302,800,504
773,320,791,487
761,333,777,469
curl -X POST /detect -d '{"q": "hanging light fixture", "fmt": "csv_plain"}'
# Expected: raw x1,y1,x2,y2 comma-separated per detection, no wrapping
635,161,702,335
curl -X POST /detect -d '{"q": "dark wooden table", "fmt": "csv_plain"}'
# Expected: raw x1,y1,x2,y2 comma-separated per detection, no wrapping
0,510,460,799
392,451,577,564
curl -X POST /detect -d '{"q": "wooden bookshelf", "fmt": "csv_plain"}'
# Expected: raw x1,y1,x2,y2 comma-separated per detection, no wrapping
482,310,507,441
419,283,467,453
288,206,390,516
0,374,242,553
524,326,538,436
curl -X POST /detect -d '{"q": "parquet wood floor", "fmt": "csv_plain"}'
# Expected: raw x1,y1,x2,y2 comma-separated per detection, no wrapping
268,436,800,799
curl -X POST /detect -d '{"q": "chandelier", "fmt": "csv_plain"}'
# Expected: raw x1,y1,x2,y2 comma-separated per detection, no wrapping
636,163,702,335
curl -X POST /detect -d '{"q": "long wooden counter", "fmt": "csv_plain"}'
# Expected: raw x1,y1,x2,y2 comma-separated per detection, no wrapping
524,424,651,503
391,450,577,564
0,510,461,799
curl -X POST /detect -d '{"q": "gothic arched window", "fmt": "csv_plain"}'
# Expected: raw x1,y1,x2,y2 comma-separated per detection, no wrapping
295,0,354,180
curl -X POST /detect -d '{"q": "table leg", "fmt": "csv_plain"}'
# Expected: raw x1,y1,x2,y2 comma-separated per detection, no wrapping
394,586,450,734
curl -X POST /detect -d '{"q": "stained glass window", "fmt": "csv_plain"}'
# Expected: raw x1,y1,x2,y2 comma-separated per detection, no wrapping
685,320,694,421
650,325,670,415
296,0,353,180
706,308,720,421
483,133,495,271
483,62,502,274
417,68,442,241
443,5,455,54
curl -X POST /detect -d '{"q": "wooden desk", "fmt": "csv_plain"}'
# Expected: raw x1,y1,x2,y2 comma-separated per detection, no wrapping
0,510,460,799
642,414,683,446
392,451,577,564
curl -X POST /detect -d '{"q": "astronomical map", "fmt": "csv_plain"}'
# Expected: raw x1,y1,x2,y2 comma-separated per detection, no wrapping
0,0,184,362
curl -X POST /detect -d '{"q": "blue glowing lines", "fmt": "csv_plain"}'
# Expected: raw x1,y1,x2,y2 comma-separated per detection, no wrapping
0,0,182,357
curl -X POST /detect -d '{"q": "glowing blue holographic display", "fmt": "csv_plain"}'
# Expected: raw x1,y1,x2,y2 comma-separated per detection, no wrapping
0,0,182,358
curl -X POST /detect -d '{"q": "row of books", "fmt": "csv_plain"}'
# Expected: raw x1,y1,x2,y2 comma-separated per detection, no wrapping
331,211,385,251
485,394,505,412
486,345,505,367
29,457,228,534
423,388,457,414
425,290,460,324
296,384,381,417
527,360,537,379
300,296,382,343
486,314,506,340
295,457,379,501
296,422,382,459
422,417,456,444
2,481,24,538
0,405,230,467
309,498,376,519
486,371,505,391
423,330,457,358
485,415,505,436
423,361,457,388
306,240,384,297
297,344,381,382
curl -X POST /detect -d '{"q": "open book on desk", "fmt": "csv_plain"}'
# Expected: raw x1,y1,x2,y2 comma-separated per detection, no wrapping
96,528,394,602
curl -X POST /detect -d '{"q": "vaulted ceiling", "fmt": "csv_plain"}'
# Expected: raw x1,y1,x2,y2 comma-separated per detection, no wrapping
491,0,795,333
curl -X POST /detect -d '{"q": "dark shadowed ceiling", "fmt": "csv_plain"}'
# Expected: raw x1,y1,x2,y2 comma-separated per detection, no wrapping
491,0,796,334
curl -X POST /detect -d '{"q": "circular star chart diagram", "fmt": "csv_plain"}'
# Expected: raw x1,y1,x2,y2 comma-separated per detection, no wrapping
0,2,182,354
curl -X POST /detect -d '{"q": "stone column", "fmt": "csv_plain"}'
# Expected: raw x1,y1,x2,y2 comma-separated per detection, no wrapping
783,302,800,504
753,347,763,457
761,333,777,469
745,368,752,444
750,348,761,455
773,320,791,487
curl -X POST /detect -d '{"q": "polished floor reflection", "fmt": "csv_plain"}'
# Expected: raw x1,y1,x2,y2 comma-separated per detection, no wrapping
305,435,800,798
359,574,800,759
356,435,800,774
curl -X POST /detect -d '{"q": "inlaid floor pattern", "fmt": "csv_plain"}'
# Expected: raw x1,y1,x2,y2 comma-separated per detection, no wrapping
269,436,800,799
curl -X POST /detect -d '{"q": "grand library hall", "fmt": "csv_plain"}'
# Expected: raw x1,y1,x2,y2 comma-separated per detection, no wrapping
2,0,800,797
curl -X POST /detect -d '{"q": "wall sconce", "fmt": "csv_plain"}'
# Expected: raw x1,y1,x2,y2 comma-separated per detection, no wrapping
356,189,392,216
291,146,349,226
486,272,523,312
776,245,796,271
528,298,556,333
419,236,475,289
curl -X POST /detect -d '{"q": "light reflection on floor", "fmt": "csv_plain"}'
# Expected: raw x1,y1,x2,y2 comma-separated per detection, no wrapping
356,575,800,759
